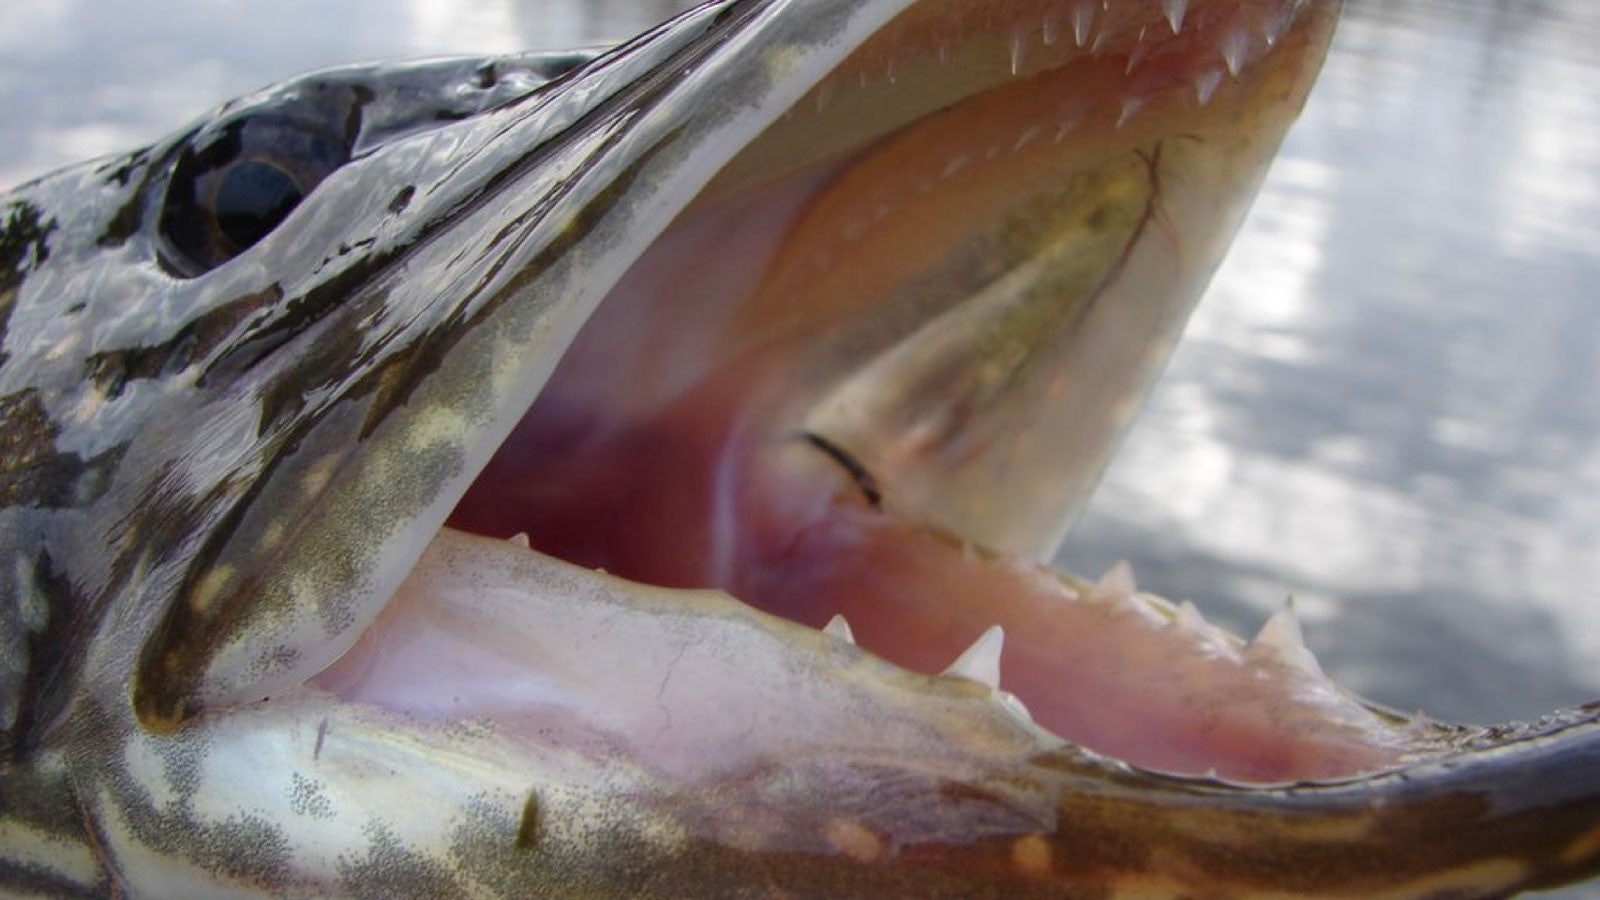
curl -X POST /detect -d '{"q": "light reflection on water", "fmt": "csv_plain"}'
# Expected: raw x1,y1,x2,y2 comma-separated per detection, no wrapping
3,1,1596,894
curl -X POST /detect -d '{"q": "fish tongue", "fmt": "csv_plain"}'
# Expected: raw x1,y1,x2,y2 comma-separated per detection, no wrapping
312,526,1043,782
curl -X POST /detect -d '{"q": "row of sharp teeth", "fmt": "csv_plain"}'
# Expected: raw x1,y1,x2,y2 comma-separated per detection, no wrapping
820,561,1325,691
836,0,1311,97
503,531,1325,723
1002,0,1296,82
826,612,1010,694
805,0,1309,262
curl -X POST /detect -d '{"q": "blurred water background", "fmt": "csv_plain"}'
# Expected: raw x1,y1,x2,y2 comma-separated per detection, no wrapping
3,0,1596,894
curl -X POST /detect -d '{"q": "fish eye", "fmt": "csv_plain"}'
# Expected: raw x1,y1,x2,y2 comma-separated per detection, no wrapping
158,113,349,275
213,159,305,251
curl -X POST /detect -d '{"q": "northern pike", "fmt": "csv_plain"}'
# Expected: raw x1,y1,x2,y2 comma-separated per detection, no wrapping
1,0,1597,896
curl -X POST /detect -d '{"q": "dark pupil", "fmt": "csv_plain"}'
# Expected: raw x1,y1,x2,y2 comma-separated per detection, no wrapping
214,160,304,251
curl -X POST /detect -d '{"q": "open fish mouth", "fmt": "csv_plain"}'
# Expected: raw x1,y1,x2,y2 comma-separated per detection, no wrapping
8,0,1590,896
324,0,1430,787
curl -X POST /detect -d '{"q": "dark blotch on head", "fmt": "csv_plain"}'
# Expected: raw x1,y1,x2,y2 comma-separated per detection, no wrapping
0,389,127,510
0,202,55,345
388,185,415,215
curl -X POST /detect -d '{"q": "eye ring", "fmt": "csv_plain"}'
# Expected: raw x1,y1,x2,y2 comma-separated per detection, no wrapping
158,112,350,276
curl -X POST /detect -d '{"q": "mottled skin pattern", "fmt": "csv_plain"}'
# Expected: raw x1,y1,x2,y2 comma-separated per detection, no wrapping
0,0,1597,896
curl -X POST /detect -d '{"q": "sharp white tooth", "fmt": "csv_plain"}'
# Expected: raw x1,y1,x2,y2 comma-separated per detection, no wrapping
1194,67,1223,105
1010,27,1025,75
1176,600,1237,655
1091,560,1137,601
943,625,1004,689
823,614,856,644
508,532,530,549
1116,96,1146,128
1054,112,1083,142
1091,561,1167,625
1249,598,1324,676
1071,1,1094,46
1264,9,1293,46
1221,28,1250,76
1126,40,1149,75
1161,0,1188,33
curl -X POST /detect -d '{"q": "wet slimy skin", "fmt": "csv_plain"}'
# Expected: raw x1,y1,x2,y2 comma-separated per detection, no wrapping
0,0,1596,896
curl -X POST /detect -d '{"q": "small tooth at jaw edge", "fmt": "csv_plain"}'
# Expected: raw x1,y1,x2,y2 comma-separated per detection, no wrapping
1161,0,1188,33
822,614,856,644
1176,600,1235,653
943,625,1005,689
1264,9,1294,46
1071,1,1094,47
1176,600,1215,638
508,532,530,549
1091,560,1137,600
1091,561,1167,624
1221,28,1250,76
1126,40,1149,75
1194,68,1224,105
1249,598,1325,677
1117,96,1146,128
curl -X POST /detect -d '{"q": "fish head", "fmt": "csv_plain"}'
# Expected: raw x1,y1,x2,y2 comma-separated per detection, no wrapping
2,0,1598,896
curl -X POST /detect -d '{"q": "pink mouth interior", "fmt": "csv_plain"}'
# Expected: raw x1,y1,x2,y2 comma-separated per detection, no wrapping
344,0,1439,784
